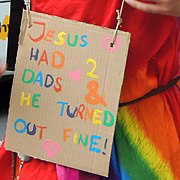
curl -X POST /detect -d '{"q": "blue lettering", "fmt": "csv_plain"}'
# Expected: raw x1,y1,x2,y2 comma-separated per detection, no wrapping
89,135,101,153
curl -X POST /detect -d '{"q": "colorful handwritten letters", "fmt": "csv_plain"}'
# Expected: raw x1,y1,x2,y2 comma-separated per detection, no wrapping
16,21,115,154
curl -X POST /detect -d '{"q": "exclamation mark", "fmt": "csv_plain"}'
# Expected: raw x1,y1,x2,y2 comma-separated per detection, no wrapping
102,138,108,155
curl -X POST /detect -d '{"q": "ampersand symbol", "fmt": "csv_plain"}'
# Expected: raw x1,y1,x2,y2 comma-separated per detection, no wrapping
85,80,107,106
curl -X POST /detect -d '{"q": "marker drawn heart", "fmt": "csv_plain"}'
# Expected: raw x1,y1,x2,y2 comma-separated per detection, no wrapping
68,69,82,81
101,36,121,52
42,139,60,158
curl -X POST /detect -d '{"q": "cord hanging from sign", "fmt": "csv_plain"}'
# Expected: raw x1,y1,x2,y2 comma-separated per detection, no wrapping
19,0,32,45
16,153,31,180
110,0,125,47
24,0,32,28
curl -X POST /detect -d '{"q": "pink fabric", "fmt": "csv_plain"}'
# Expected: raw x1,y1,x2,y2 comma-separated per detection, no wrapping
56,165,79,180
56,165,100,180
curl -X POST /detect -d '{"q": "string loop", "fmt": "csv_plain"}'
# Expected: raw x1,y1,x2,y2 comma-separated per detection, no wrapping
24,0,32,28
111,0,125,47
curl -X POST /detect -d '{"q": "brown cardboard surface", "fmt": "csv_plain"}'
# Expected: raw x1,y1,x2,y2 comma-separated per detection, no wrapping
5,10,130,177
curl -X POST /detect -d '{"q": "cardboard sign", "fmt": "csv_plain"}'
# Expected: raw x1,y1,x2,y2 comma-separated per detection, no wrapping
0,1,10,64
5,11,130,176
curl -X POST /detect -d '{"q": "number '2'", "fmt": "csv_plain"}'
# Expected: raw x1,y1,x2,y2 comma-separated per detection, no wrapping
86,58,99,79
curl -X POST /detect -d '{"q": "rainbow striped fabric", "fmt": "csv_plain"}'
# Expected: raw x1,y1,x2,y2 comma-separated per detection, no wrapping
110,91,180,180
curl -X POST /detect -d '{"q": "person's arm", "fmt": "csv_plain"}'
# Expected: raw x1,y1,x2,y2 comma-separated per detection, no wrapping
0,62,6,77
125,0,180,17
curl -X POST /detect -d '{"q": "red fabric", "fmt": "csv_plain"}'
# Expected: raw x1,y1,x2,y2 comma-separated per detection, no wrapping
18,159,58,180
0,142,56,180
17,160,100,180
30,0,179,101
0,141,12,180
